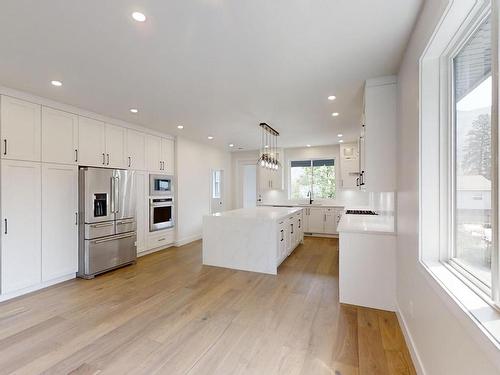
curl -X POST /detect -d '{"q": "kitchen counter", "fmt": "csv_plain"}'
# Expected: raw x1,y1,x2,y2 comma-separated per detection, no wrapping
211,206,302,221
337,212,395,234
260,203,345,208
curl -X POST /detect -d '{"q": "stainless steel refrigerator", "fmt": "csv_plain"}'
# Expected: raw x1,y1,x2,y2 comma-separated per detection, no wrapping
78,167,137,279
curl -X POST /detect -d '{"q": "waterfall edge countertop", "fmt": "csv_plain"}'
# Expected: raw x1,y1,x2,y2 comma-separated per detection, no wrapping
337,212,395,234
209,206,303,221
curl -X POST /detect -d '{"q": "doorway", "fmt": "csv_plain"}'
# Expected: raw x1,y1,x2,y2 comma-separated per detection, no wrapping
238,162,257,208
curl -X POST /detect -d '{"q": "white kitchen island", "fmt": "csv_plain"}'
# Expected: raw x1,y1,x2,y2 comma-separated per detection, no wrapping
202,207,304,275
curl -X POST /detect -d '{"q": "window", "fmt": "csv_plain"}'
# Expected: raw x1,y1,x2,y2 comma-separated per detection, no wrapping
290,159,335,199
451,15,493,291
212,170,221,199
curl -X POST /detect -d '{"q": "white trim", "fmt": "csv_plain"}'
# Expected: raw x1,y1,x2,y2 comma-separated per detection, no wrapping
0,273,75,302
175,234,202,247
396,305,427,375
137,243,175,257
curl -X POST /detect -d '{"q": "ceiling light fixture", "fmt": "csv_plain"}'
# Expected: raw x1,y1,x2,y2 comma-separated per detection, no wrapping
177,125,184,129
332,112,339,117
328,95,336,101
130,108,138,113
258,123,280,171
306,144,311,147
132,12,146,22
229,144,234,148
51,80,62,87
337,133,343,137
339,139,344,143
208,136,214,140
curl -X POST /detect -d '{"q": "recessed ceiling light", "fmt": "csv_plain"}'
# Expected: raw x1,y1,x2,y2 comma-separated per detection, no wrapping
339,139,344,143
208,136,214,140
177,125,184,129
51,80,62,87
130,108,138,113
306,144,311,147
332,112,339,117
264,145,269,148
337,133,343,137
328,95,336,101
132,12,146,22
229,143,234,148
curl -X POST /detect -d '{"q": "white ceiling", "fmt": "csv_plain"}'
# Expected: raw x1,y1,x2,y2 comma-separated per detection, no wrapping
0,0,422,150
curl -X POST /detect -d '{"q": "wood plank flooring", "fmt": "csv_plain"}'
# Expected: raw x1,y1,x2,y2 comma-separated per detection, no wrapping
0,237,415,375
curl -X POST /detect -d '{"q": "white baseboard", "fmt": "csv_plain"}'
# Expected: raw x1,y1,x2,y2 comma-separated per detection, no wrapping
396,305,426,375
137,243,174,257
175,234,202,247
0,273,75,302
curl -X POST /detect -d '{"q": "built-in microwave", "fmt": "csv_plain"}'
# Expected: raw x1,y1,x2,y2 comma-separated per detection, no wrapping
149,174,173,196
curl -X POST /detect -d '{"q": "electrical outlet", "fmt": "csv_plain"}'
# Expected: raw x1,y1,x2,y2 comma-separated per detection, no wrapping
409,300,414,318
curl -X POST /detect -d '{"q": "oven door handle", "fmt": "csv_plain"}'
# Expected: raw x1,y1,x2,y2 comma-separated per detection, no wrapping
93,233,135,244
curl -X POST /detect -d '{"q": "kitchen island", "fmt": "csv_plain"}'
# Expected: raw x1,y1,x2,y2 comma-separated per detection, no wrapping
202,207,304,275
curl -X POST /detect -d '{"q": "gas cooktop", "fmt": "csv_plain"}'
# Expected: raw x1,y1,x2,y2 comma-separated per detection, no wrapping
345,210,378,215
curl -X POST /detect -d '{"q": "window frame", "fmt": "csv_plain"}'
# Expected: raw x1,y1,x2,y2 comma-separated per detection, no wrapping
288,157,337,200
446,9,496,297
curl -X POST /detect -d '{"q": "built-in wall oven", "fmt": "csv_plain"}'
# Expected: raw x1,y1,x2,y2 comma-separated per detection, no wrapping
150,197,174,232
150,174,173,196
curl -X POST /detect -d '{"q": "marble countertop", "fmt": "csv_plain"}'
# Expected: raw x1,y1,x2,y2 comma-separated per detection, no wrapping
259,203,345,208
209,207,302,221
337,213,395,234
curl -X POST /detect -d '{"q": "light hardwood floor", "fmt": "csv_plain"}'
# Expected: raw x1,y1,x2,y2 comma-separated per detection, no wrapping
0,237,415,375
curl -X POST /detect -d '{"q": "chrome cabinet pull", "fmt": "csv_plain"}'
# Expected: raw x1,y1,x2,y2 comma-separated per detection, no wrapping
4,218,7,234
3,139,6,155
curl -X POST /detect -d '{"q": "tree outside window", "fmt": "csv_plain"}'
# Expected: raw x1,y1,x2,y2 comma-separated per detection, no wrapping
290,159,335,200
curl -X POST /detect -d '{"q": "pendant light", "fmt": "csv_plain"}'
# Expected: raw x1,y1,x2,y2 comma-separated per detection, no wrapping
257,122,280,171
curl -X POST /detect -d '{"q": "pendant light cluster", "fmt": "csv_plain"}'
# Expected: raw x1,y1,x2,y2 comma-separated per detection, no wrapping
258,122,280,171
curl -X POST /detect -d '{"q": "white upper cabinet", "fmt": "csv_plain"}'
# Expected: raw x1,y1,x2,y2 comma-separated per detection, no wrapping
340,142,359,189
362,76,397,192
105,123,126,168
161,138,174,174
1,160,41,294
78,116,106,167
42,107,78,165
127,129,146,170
146,135,163,172
41,163,78,281
0,96,41,162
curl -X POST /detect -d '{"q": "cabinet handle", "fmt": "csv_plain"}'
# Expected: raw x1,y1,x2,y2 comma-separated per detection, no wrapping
291,223,294,234
75,149,78,162
128,156,131,168
107,153,110,165
75,212,78,225
356,177,360,187
280,229,284,241
102,153,106,165
324,214,326,222
3,139,6,155
4,218,7,234
159,161,162,170
298,219,301,229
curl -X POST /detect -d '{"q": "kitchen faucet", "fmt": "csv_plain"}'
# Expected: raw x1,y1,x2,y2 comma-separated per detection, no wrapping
307,191,313,205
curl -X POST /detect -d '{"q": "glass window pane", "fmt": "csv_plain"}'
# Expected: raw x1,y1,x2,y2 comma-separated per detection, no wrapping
290,162,312,199
453,16,492,287
312,163,336,199
213,170,221,199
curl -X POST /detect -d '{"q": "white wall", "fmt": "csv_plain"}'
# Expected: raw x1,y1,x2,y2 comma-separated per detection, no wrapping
176,137,232,245
396,1,499,373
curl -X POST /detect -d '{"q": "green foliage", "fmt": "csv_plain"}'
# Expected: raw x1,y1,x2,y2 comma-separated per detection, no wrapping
290,165,335,199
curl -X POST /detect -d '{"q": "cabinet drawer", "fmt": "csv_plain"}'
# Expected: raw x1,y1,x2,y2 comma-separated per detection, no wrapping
147,230,174,249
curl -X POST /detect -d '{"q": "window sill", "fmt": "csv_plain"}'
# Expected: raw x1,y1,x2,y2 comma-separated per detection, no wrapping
418,260,500,367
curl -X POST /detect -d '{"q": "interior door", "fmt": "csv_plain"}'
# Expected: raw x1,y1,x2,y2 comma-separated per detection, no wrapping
241,163,257,208
42,163,78,281
1,160,41,294
210,169,224,214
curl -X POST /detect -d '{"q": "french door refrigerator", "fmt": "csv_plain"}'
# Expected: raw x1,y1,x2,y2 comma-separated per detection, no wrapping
78,167,136,279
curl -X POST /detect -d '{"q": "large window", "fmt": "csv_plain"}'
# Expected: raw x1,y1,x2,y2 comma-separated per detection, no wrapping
451,15,493,291
290,159,335,200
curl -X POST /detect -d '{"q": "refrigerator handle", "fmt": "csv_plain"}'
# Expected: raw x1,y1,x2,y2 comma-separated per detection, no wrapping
110,177,115,214
115,176,120,214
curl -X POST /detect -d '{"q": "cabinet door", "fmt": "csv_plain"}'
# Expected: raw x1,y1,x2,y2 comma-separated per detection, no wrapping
146,135,162,172
270,168,283,190
41,164,78,281
1,160,41,294
127,129,146,170
135,171,148,253
105,124,126,168
78,116,105,167
257,167,270,192
324,208,337,234
1,96,41,161
302,208,310,232
161,138,175,174
42,107,78,164
308,208,325,233
277,221,286,264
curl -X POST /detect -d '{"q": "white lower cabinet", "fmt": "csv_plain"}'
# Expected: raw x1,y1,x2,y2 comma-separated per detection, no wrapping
147,229,175,250
301,206,343,235
41,163,78,281
308,208,325,233
1,160,42,294
277,211,304,267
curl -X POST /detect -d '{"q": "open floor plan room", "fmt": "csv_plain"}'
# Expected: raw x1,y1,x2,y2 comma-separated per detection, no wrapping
0,238,414,375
